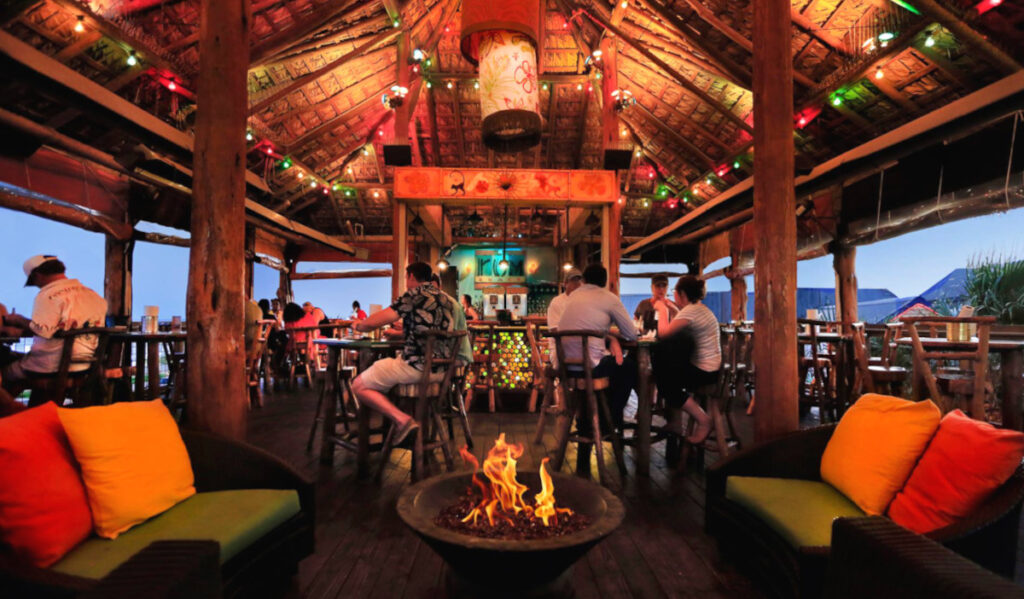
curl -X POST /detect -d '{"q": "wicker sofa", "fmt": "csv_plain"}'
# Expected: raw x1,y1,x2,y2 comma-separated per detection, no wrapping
706,424,1024,599
824,517,1024,599
0,430,315,599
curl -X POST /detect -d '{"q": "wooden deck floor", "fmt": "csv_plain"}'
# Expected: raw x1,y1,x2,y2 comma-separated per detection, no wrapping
245,386,1024,598
247,386,765,599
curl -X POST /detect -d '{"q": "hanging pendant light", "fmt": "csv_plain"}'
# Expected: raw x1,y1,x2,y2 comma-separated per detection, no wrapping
498,205,510,273
460,1,542,152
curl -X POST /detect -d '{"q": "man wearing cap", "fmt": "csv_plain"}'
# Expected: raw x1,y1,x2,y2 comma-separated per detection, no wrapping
0,255,107,401
633,274,678,335
546,267,583,360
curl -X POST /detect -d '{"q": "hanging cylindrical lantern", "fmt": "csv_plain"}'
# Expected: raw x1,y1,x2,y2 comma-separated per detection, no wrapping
460,1,541,153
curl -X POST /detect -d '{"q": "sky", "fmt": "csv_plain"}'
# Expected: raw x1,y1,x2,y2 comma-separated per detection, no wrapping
2,205,1021,317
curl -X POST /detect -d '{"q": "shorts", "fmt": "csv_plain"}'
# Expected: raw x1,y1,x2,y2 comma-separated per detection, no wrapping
1,359,31,384
356,357,442,393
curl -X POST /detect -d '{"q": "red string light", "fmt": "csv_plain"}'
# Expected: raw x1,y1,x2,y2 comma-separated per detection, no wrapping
976,0,1002,14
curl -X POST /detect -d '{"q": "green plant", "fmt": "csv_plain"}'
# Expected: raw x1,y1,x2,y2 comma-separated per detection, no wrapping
965,253,1024,324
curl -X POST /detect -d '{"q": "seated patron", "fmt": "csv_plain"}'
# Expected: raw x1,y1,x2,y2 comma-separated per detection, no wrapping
351,262,465,445
652,275,721,443
546,267,583,361
555,264,638,427
634,274,678,335
461,294,480,321
0,255,107,402
283,302,319,349
351,300,367,321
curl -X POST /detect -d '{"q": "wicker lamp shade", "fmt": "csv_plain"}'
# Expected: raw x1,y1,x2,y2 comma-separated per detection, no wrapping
460,1,542,153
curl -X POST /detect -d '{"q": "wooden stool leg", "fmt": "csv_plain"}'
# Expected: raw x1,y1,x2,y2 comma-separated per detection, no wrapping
455,386,474,450
306,379,327,452
551,391,575,472
432,408,455,471
597,390,627,477
488,377,496,413
533,379,555,445
412,397,426,482
587,392,608,485
528,383,539,412
709,398,730,457
376,421,396,482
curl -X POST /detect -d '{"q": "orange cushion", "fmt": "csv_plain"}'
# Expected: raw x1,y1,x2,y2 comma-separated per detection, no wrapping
888,410,1024,533
820,394,941,515
0,403,93,567
57,400,195,539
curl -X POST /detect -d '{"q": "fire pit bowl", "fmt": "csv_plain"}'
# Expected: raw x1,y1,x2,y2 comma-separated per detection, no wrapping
397,471,625,598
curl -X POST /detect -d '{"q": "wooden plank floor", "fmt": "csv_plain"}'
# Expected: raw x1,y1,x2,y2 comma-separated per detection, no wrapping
245,386,1024,597
246,386,764,599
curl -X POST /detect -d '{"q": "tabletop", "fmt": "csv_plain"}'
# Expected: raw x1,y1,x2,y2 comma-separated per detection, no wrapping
895,336,1024,352
314,338,402,350
111,331,187,342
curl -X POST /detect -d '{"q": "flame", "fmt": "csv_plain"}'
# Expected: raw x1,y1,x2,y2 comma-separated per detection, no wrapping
458,434,573,527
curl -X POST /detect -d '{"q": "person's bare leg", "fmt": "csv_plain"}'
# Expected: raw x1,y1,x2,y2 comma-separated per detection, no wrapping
682,397,712,444
351,377,413,426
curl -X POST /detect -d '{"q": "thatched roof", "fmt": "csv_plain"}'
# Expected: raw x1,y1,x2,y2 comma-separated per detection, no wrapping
1,0,1020,246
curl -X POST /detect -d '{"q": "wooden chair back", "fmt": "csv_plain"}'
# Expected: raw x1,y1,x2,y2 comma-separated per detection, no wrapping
903,316,995,417
850,322,876,395
32,326,123,406
880,322,902,367
524,322,548,374
548,329,610,392
396,329,468,401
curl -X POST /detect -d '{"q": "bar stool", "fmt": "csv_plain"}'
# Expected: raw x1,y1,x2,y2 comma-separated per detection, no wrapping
851,322,908,397
681,371,741,471
27,327,120,407
468,325,499,412
548,330,627,487
378,330,467,482
245,320,274,409
438,365,474,450
905,316,996,419
308,363,357,453
525,323,561,444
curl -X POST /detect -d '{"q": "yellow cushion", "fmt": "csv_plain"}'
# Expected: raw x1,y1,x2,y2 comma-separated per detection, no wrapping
57,400,196,539
820,394,940,515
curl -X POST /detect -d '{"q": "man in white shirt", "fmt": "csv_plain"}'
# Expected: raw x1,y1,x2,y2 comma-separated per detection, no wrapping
555,264,638,463
1,255,108,400
546,267,582,360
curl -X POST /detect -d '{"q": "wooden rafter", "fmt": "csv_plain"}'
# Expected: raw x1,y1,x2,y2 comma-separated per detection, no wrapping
451,82,467,166
248,28,401,115
676,0,752,52
264,68,392,127
289,92,391,155
790,8,851,55
249,0,364,67
426,85,441,166
574,4,755,137
631,103,716,169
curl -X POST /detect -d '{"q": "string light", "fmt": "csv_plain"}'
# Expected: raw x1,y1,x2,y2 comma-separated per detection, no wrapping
875,66,885,79
280,157,292,169
642,198,650,208
298,171,304,179
310,180,317,188
392,19,400,28
832,94,843,107
541,82,549,91
347,167,354,174
167,80,177,91
126,50,138,66
620,0,628,7
924,35,936,48
426,81,432,88
322,187,329,195
634,148,642,157
245,131,253,142
74,16,85,33
732,159,741,169
576,83,583,91
706,175,714,185
362,147,370,156
474,81,479,90
373,190,381,198
563,262,574,272
447,81,454,89
411,48,425,63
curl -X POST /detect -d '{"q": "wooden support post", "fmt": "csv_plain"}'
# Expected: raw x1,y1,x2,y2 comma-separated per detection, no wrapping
393,33,411,146
729,228,746,321
187,0,250,440
278,258,293,303
752,0,798,442
104,236,133,319
392,200,409,299
601,203,622,295
599,37,619,156
833,243,857,333
245,225,255,299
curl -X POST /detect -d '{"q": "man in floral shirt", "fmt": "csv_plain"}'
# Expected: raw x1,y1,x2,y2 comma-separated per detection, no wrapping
352,262,461,445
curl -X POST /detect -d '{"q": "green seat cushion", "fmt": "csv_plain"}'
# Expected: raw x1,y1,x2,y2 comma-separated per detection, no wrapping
726,476,865,549
51,489,300,580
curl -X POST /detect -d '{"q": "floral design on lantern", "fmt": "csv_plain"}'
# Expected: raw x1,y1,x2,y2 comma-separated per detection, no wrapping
461,0,542,152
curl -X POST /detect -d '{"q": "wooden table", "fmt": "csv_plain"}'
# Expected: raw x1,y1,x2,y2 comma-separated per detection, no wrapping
626,338,658,477
111,331,186,402
315,338,402,475
796,331,855,418
896,337,1024,429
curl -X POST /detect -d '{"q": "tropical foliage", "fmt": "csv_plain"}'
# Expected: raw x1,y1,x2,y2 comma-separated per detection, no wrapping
965,254,1024,324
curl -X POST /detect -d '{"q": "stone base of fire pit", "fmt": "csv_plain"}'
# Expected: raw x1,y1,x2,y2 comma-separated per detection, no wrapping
397,471,625,598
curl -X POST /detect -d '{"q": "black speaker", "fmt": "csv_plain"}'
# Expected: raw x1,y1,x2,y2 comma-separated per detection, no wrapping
383,144,412,166
603,148,634,171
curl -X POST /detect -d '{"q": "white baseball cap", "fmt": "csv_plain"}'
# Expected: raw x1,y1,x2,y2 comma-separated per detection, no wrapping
22,254,59,286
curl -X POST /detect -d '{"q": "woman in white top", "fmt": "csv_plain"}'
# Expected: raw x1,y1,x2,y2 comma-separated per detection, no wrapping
653,275,722,444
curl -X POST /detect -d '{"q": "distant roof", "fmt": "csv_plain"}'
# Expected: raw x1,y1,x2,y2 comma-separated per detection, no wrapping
920,268,970,303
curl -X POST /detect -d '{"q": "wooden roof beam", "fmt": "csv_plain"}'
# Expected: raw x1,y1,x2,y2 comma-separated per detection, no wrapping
264,69,392,126
289,92,391,155
912,0,1021,75
571,4,755,137
632,0,752,88
451,82,467,166
629,103,717,170
676,0,752,52
790,8,851,55
249,0,365,67
249,28,400,115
